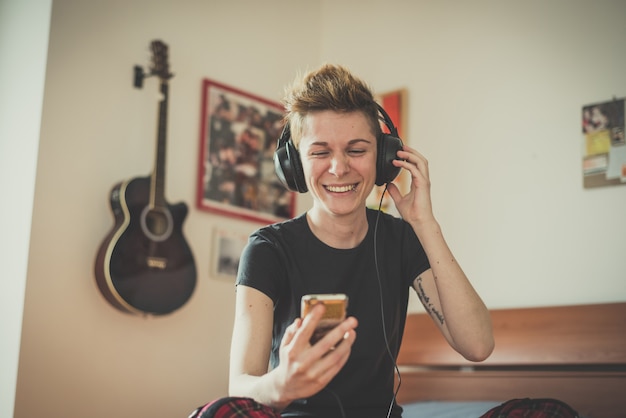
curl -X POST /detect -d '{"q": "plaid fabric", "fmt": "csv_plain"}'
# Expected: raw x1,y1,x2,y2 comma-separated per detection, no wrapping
479,398,579,418
189,397,281,418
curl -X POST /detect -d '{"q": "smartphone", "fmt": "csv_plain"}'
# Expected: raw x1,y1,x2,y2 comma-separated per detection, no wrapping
301,293,348,344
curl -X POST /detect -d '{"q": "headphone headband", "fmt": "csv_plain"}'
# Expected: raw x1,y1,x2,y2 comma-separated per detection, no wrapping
376,103,399,138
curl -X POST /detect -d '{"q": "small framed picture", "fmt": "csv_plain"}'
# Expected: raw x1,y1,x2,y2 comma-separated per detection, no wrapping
197,78,296,224
211,227,249,280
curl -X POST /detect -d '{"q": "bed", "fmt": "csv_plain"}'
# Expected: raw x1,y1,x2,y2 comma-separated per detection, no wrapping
396,302,626,418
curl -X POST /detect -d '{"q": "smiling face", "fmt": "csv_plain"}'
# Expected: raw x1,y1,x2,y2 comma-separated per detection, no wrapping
299,110,377,219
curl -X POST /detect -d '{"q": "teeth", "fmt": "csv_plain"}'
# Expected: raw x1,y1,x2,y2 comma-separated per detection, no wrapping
326,184,355,193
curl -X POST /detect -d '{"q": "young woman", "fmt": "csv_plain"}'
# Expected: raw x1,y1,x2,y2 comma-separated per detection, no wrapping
227,64,494,418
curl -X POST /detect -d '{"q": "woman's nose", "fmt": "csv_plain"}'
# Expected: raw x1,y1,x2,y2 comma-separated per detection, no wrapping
329,154,350,176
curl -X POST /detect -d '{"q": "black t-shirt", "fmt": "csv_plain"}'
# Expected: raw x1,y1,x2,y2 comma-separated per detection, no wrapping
236,208,430,418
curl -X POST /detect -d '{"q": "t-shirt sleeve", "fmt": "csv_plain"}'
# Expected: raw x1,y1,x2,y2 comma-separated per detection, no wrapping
236,231,286,305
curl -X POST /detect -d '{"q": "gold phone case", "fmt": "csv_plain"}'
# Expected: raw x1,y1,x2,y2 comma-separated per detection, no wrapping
301,294,348,344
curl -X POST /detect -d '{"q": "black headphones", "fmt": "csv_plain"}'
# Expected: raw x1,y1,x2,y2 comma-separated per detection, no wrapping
273,103,403,193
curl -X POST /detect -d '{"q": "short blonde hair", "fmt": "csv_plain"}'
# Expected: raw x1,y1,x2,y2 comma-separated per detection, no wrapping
282,64,382,147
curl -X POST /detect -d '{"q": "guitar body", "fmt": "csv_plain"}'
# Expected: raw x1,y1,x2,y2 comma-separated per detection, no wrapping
95,176,196,315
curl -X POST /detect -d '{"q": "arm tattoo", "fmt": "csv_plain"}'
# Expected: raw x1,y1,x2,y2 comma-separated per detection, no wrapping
415,276,445,326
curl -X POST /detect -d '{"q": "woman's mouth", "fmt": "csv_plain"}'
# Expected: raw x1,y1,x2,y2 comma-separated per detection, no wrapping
325,184,357,193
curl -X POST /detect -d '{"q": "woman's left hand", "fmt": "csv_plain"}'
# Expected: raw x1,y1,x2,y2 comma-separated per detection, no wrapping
386,145,435,225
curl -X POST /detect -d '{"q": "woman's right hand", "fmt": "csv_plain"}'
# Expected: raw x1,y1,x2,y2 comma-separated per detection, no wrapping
270,303,358,408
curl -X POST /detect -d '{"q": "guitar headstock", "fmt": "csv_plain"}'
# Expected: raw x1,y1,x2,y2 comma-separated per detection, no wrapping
149,40,172,81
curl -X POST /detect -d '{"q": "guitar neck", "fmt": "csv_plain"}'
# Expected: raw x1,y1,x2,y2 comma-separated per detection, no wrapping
152,80,168,208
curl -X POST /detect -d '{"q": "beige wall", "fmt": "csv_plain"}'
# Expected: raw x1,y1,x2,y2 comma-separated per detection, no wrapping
7,1,626,417
14,1,319,417
317,0,626,310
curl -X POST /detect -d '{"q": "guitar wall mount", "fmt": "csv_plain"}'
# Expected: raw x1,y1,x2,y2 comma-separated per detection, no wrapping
133,65,146,89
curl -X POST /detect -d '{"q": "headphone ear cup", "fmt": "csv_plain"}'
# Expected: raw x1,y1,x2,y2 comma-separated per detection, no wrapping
274,131,308,193
376,134,403,186
285,141,307,193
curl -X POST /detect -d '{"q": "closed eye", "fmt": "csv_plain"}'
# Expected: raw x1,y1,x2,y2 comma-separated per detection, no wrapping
311,149,366,157
310,150,330,157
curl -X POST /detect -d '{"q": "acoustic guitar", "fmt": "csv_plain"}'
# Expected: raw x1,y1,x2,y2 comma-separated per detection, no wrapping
94,40,196,315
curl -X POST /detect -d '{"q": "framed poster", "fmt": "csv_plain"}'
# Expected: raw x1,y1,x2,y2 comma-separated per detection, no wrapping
197,79,296,223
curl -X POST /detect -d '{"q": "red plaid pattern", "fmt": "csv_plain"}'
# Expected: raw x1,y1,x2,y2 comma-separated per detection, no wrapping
480,398,579,418
189,397,281,418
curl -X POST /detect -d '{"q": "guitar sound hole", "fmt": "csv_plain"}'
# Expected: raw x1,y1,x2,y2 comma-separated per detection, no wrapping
146,211,168,235
140,206,173,242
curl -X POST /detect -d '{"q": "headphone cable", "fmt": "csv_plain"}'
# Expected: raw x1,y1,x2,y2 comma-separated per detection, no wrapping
325,387,346,418
373,185,402,418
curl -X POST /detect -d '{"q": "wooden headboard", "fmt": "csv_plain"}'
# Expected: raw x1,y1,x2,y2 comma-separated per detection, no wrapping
396,302,626,418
